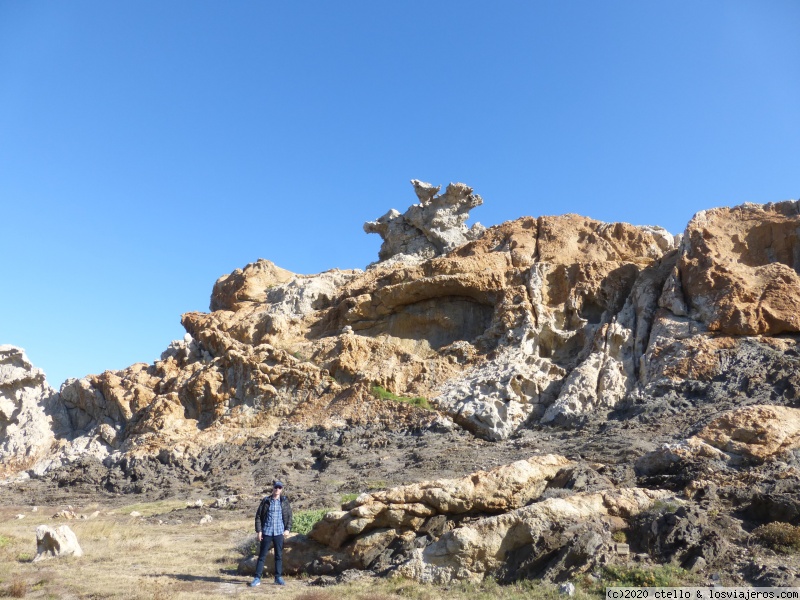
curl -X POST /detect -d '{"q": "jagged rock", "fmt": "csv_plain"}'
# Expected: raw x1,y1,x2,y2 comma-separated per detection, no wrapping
0,346,56,477
696,405,800,462
310,454,571,549
33,524,83,561
744,562,800,587
6,189,800,491
636,405,800,475
395,487,667,584
364,180,485,262
634,504,729,568
674,201,800,335
210,258,295,311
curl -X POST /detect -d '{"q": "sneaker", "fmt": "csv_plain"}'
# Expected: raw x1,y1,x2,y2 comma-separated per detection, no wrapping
249,577,261,587
275,576,286,586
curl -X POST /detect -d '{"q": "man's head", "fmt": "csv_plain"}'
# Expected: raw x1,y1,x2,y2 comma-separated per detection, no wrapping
271,480,284,498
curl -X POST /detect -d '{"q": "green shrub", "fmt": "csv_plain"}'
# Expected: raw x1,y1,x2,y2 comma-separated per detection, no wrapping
648,499,681,514
751,522,800,554
371,386,431,410
612,530,628,543
293,508,331,536
341,493,359,504
601,564,689,587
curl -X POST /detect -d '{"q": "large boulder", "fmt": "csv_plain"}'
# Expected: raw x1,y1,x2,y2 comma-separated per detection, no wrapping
33,524,83,561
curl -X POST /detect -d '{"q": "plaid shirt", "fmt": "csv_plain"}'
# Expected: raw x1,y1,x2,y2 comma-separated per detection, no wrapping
263,498,284,536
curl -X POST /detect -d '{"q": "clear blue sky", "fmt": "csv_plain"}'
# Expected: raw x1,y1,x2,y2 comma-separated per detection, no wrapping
2,1,799,387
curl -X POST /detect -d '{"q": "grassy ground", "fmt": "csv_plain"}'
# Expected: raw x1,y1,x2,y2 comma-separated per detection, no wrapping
0,499,686,599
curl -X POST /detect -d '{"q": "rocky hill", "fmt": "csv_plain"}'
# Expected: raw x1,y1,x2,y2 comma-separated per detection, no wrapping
3,181,800,585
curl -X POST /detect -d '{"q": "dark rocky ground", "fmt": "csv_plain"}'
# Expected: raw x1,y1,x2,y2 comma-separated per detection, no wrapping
3,340,800,587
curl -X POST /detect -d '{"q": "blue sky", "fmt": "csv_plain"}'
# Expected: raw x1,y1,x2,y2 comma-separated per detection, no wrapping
2,1,799,387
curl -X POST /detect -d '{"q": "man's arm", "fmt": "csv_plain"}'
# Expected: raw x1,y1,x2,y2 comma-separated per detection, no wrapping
254,498,265,534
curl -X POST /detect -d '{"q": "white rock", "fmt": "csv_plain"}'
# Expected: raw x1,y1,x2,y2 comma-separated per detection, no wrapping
0,346,57,477
199,515,213,525
364,180,484,262
129,511,142,517
559,582,576,596
34,524,83,561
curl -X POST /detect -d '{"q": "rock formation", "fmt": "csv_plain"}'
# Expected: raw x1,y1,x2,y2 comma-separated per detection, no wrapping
3,182,800,586
0,346,55,477
364,180,485,263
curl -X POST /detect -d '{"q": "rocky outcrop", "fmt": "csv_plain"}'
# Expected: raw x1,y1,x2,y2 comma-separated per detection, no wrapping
0,346,55,477
309,454,572,549
210,258,295,312
364,180,485,263
4,185,800,478
396,487,666,583
670,201,800,336
247,456,664,582
637,404,800,475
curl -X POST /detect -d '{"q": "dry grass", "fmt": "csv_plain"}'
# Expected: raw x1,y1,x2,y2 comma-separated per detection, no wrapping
0,501,594,600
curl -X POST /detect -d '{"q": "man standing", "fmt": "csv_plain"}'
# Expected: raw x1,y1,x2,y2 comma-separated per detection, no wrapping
250,480,293,587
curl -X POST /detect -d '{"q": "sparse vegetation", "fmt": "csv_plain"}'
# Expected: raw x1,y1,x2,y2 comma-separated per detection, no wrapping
366,480,388,491
751,522,800,554
294,508,331,535
598,564,690,588
6,577,27,598
647,499,681,514
611,530,627,543
370,385,431,410
341,493,359,504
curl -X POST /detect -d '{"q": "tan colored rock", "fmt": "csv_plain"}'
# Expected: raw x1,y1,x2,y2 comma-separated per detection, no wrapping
673,201,800,335
210,258,294,312
636,405,800,474
697,405,800,462
310,454,572,549
395,487,667,584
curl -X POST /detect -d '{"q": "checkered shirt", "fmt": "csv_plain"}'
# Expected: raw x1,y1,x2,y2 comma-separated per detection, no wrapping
263,497,284,536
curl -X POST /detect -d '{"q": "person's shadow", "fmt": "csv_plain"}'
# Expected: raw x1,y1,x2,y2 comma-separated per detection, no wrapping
155,570,242,584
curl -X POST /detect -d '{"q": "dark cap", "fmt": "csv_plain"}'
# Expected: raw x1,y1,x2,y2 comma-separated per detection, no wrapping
273,480,284,488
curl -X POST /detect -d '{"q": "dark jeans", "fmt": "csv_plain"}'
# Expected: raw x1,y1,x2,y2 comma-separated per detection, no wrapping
254,534,284,578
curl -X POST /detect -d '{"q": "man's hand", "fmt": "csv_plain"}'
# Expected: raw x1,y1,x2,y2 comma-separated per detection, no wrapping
283,530,290,536
257,532,263,542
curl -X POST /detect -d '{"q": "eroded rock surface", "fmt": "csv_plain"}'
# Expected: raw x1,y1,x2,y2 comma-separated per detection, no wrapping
0,346,55,477
364,180,485,263
4,186,800,586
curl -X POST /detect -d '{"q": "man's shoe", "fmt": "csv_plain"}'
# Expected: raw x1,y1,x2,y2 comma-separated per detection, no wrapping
248,577,261,587
275,576,286,586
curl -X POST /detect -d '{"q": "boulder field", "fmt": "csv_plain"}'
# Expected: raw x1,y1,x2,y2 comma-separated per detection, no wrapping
3,181,800,585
